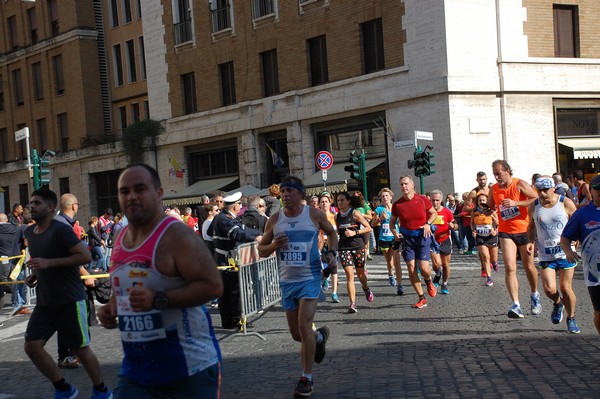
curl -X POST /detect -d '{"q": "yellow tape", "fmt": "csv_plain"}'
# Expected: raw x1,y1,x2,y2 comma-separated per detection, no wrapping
0,272,110,284
0,254,25,261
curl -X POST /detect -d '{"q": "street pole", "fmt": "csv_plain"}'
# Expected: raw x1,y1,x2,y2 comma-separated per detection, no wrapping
360,150,368,200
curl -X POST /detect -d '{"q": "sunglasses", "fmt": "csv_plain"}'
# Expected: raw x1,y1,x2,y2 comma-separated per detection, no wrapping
591,184,600,191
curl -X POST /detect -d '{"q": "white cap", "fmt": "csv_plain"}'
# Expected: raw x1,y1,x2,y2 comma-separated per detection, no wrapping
223,191,242,205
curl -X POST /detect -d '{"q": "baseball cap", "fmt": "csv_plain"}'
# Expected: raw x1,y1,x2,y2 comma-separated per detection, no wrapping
590,175,600,189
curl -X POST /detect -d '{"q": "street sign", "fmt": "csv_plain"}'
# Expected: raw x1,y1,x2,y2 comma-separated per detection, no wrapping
322,169,327,181
316,151,334,170
415,130,433,141
15,127,29,142
394,140,414,150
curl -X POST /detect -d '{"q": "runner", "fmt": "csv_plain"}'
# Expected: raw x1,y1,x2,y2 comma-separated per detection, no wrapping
318,192,339,303
335,192,373,313
469,172,499,270
257,175,337,397
374,188,403,296
527,176,580,333
429,190,456,295
471,191,499,287
389,175,438,309
487,159,540,318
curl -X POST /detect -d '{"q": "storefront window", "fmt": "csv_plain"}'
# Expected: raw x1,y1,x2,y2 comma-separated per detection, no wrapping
556,108,600,137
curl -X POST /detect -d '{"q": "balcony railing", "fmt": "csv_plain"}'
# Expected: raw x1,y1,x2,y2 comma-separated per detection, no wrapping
252,0,274,19
211,5,231,32
174,19,193,44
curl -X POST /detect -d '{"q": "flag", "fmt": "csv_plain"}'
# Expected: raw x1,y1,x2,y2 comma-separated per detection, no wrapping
266,143,284,168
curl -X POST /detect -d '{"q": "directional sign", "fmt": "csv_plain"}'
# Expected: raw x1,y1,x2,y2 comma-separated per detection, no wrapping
15,127,29,142
415,130,433,141
316,151,334,170
394,140,414,150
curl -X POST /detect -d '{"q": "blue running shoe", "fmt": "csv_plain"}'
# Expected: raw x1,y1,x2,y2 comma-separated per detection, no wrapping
530,292,542,315
396,285,404,296
440,283,449,294
551,302,564,325
508,304,524,319
388,275,397,287
54,386,79,399
331,293,339,303
567,318,581,334
433,272,441,287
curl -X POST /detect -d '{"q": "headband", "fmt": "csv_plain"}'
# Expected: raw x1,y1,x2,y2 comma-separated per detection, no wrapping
280,181,305,193
534,177,554,190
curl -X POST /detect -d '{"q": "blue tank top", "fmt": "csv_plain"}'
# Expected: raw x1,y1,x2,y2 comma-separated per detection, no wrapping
110,216,221,385
273,205,321,283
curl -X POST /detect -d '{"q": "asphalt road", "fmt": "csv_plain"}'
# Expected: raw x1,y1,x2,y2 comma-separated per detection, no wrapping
1,253,599,398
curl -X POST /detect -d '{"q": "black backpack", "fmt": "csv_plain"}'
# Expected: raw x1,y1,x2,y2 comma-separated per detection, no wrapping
239,212,260,231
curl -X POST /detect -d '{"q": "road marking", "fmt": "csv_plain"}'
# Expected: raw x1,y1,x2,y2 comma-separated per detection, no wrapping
0,319,28,341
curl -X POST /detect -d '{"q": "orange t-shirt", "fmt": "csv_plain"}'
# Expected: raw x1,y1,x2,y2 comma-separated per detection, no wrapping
492,178,529,234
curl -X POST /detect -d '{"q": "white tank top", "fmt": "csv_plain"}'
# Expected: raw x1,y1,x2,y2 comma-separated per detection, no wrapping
533,196,568,261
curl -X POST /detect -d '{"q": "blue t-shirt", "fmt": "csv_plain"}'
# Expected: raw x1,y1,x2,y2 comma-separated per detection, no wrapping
375,206,398,242
562,202,600,286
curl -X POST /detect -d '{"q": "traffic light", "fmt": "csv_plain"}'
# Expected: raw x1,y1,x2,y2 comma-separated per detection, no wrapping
31,149,53,190
423,150,436,176
344,150,361,180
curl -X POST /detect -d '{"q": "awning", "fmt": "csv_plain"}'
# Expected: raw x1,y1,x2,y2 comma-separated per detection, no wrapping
304,158,386,196
558,138,600,159
162,176,238,206
223,184,262,197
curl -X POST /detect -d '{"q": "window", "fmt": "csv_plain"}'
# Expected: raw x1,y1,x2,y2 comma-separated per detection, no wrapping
125,40,137,83
8,16,18,50
57,113,68,152
0,129,8,163
17,123,27,160
19,184,29,204
143,100,150,119
174,0,192,44
113,44,124,86
219,62,236,106
138,36,147,79
27,8,38,44
110,0,119,28
32,62,44,101
118,106,127,130
189,147,238,180
59,177,70,196
131,103,140,123
211,0,232,32
52,55,65,95
308,35,328,86
48,0,59,37
94,170,122,215
123,0,132,23
36,118,48,151
261,49,279,97
135,0,142,19
12,69,24,107
181,72,197,115
554,5,579,58
252,0,275,19
0,75,4,111
361,18,384,74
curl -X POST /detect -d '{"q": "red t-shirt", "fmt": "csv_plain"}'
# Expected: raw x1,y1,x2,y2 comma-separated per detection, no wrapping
432,207,454,243
391,194,433,230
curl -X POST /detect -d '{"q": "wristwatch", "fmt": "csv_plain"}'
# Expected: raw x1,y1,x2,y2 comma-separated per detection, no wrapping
153,291,169,311
426,221,432,226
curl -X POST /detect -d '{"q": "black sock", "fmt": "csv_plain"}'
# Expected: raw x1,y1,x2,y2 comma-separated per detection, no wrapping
53,378,70,392
94,382,107,392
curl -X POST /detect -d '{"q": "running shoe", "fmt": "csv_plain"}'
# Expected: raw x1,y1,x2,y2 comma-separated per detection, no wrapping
347,303,358,313
388,275,397,287
491,262,499,272
364,288,374,302
413,297,427,309
530,292,542,316
91,388,113,399
426,280,437,297
314,326,330,363
567,318,581,334
58,356,80,369
54,386,79,399
397,285,404,296
331,293,340,303
507,304,524,319
551,302,564,325
467,249,478,255
481,269,487,278
440,283,449,294
322,277,330,290
433,272,441,287
485,277,493,287
293,377,314,397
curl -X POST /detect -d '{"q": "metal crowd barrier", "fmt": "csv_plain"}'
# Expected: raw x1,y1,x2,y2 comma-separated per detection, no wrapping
225,242,281,341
